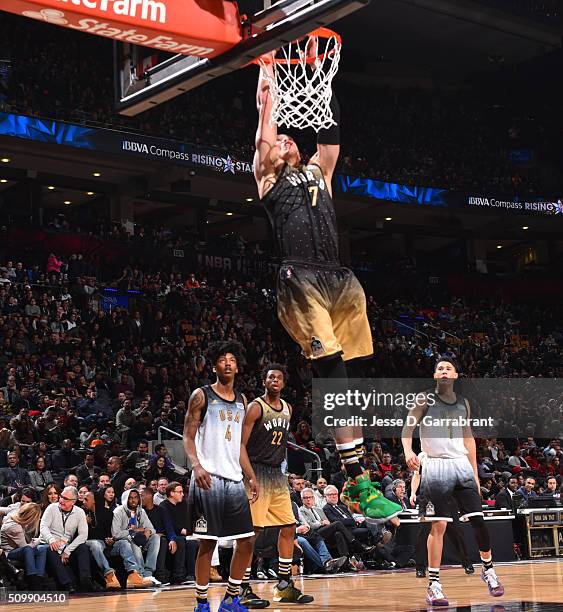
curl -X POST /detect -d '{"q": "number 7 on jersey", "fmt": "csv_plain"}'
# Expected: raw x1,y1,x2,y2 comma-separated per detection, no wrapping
308,185,318,207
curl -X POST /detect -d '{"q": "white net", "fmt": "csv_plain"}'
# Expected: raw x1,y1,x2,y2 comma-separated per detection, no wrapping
258,30,341,132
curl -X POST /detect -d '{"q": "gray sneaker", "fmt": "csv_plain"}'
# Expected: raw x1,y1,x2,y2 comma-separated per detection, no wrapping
324,556,347,573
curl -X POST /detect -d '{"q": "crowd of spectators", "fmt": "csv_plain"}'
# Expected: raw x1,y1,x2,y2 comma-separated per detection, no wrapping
41,211,266,261
0,246,561,590
0,3,561,598
0,14,560,194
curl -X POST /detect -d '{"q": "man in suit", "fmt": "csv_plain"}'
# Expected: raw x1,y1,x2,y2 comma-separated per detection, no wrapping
517,476,538,503
494,477,519,512
545,476,559,498
0,375,20,406
290,476,305,508
495,476,526,558
322,485,371,543
290,501,346,574
75,452,101,486
107,456,129,499
298,488,374,560
385,479,415,510
0,451,31,496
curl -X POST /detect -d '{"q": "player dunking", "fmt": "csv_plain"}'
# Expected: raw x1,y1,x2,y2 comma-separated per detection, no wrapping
254,52,401,522
402,358,504,606
239,364,314,608
184,341,259,612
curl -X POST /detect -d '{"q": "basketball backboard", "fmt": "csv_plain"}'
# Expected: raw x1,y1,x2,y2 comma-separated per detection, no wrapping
113,0,370,116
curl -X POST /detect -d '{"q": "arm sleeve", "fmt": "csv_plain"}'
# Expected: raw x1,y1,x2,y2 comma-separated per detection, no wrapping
139,510,155,534
2,522,29,549
40,505,57,544
112,509,131,541
299,507,321,530
159,505,178,541
0,471,6,496
317,93,340,146
66,511,88,553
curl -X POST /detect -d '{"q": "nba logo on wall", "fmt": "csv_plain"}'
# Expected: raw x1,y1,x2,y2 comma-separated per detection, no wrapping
195,517,207,533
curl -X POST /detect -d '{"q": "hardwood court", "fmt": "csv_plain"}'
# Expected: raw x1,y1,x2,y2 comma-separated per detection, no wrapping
7,560,563,612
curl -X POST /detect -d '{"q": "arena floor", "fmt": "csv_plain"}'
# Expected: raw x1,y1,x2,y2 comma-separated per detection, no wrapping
7,559,562,612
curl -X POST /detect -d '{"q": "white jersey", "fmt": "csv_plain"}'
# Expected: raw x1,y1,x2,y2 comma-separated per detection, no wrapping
420,393,469,459
195,385,246,482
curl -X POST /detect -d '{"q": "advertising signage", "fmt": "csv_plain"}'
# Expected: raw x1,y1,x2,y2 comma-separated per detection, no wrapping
0,112,561,216
0,112,252,175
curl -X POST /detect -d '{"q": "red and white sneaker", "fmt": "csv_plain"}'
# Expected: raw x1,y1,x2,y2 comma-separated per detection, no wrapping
426,581,449,607
481,568,505,597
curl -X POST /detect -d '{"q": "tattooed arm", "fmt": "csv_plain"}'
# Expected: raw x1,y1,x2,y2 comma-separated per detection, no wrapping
183,388,211,490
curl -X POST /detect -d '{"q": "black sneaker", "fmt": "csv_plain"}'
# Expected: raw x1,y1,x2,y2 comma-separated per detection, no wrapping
416,567,426,578
463,562,475,575
239,585,270,609
273,580,314,604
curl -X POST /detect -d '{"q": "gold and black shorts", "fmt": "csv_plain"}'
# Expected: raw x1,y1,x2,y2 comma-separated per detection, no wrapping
248,463,295,528
276,261,373,361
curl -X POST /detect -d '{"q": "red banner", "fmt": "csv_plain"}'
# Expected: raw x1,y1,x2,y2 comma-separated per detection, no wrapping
1,0,242,57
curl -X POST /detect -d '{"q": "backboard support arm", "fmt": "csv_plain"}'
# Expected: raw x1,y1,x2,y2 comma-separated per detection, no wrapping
115,0,370,116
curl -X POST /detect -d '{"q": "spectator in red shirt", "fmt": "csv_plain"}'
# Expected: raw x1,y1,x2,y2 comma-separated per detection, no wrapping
46,253,62,275
525,448,540,473
377,452,394,479
185,273,200,289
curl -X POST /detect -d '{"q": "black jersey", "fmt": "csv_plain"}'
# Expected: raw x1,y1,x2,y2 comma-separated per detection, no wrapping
262,163,340,265
246,397,291,467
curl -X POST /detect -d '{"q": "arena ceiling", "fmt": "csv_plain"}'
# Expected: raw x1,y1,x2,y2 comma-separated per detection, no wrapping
336,0,561,81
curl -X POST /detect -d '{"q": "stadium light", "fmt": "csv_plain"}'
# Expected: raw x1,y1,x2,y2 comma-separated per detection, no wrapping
86,192,95,196
64,200,72,205
496,245,502,249
92,172,102,177
245,197,254,202
522,226,529,230
1,158,10,163
47,186,55,190
385,217,392,221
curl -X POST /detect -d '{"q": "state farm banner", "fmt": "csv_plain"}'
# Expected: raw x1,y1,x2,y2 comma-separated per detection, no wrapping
0,0,241,57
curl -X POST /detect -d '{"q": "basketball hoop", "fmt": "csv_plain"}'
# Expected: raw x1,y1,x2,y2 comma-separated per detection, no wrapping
254,27,342,132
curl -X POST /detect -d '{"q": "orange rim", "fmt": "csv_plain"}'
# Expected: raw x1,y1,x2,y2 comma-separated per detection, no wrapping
252,27,341,65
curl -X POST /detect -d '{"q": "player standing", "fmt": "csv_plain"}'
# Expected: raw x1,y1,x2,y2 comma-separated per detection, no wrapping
253,50,401,524
184,341,259,612
402,358,504,606
239,364,314,608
